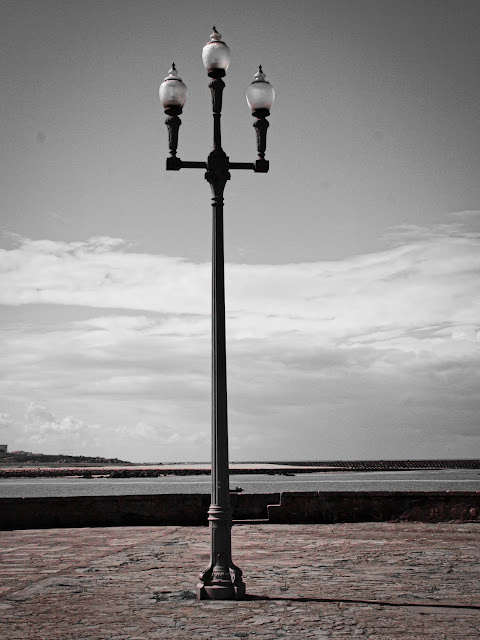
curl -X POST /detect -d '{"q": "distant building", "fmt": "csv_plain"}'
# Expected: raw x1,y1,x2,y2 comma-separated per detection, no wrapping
0,444,7,456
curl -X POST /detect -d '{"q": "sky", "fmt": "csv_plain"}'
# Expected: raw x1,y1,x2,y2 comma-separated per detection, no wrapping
1,0,479,462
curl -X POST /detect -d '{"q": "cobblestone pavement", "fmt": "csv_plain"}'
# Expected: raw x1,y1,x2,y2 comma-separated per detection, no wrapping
1,523,479,639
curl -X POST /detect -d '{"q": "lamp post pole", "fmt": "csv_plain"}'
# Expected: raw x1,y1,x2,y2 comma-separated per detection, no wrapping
159,28,275,601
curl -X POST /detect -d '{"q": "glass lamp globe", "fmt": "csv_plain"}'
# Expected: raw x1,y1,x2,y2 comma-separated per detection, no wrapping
159,64,187,114
202,27,230,76
246,66,275,115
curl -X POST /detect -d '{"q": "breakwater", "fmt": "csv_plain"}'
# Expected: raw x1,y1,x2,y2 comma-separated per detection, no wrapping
1,459,479,478
268,459,480,470
1,491,478,530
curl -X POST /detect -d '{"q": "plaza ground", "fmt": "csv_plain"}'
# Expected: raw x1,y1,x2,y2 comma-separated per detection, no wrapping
1,522,479,639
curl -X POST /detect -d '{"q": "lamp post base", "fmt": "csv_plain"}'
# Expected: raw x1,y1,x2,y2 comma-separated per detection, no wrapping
196,506,246,601
196,580,246,601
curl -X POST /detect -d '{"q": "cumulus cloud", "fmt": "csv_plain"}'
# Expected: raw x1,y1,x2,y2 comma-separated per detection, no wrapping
1,224,479,460
22,402,102,453
12,402,208,459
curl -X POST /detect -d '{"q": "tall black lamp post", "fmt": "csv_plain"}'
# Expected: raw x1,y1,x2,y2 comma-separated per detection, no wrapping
159,28,274,601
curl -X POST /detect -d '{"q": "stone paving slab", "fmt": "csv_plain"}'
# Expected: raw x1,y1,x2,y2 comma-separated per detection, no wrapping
0,523,479,639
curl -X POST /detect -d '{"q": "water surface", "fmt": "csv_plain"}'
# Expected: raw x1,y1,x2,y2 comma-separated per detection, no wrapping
1,469,478,498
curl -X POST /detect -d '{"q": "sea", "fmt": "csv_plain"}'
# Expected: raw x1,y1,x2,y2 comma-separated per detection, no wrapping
0,469,479,498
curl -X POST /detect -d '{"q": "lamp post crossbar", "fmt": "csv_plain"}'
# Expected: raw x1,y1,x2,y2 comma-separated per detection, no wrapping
167,159,266,172
159,28,274,601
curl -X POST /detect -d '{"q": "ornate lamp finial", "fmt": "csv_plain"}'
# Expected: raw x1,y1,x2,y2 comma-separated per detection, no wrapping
163,63,184,83
209,27,223,42
253,66,267,83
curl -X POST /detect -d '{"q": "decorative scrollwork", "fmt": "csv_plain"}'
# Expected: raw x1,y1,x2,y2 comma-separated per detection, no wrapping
253,117,269,159
165,114,181,157
209,77,225,115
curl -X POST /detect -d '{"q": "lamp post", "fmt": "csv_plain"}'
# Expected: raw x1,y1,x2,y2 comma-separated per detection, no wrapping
160,28,274,601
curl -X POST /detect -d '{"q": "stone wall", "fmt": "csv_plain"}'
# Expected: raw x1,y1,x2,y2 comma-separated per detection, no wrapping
0,493,280,530
266,491,480,524
1,491,478,530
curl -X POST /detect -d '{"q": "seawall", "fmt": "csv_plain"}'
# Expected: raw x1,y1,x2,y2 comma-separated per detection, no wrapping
1,491,479,530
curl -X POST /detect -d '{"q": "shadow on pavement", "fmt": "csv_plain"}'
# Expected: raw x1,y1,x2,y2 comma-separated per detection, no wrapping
245,594,480,610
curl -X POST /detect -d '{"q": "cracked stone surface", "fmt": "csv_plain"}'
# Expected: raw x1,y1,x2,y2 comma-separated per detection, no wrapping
1,523,479,639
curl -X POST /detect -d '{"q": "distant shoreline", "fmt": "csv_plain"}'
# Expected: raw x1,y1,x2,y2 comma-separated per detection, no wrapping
0,459,479,478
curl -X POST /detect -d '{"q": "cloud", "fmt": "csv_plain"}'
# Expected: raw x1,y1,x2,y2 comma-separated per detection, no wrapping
1,228,479,347
450,210,480,218
20,402,102,454
1,224,479,460
112,421,208,447
0,235,210,314
0,413,13,434
13,402,208,459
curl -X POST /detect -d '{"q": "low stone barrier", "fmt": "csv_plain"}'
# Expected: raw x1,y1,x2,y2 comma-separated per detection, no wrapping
0,493,280,530
267,491,480,523
0,491,478,530
0,494,208,530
